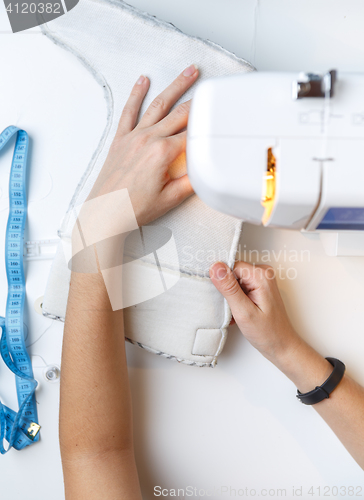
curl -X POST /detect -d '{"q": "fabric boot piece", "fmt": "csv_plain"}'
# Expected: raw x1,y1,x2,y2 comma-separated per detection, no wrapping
41,0,254,367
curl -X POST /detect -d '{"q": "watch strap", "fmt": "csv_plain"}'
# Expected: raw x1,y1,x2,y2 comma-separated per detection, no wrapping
296,357,346,405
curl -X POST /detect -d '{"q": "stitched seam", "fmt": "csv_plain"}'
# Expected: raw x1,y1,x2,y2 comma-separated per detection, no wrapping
42,310,65,322
41,310,217,367
125,337,216,368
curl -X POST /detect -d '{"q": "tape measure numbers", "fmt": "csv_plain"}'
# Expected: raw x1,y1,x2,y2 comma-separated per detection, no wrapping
0,126,40,453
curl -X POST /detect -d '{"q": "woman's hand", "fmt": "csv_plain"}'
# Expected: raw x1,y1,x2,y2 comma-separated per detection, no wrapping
210,260,334,394
86,64,199,227
210,261,301,364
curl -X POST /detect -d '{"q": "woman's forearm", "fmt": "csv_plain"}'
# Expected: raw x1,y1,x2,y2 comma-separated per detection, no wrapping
210,261,364,471
272,338,364,469
59,243,132,457
57,68,197,499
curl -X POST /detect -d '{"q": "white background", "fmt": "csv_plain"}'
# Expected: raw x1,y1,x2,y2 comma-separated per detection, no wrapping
0,1,364,499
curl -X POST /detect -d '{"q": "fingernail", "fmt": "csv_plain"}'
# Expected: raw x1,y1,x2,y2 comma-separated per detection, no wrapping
136,75,145,85
210,262,228,280
183,64,198,77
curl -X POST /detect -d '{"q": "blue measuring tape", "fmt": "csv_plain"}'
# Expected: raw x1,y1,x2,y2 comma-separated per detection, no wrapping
0,126,40,453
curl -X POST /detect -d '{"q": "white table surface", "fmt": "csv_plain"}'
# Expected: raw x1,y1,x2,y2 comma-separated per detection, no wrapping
0,1,364,499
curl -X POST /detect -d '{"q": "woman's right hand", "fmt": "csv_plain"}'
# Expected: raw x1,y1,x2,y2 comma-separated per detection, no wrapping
209,261,301,364
210,260,334,394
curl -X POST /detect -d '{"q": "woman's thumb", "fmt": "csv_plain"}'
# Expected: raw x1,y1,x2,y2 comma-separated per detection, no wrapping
209,262,249,315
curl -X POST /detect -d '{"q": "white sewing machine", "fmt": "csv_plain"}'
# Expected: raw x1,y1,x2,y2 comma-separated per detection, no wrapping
187,70,364,256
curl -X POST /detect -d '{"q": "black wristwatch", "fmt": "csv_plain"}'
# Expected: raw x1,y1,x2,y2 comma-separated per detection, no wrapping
296,357,346,405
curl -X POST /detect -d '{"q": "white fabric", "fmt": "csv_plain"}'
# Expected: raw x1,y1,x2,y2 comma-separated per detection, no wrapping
41,0,254,367
192,329,223,356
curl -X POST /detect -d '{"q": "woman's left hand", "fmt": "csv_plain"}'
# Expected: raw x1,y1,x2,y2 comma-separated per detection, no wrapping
87,64,199,227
